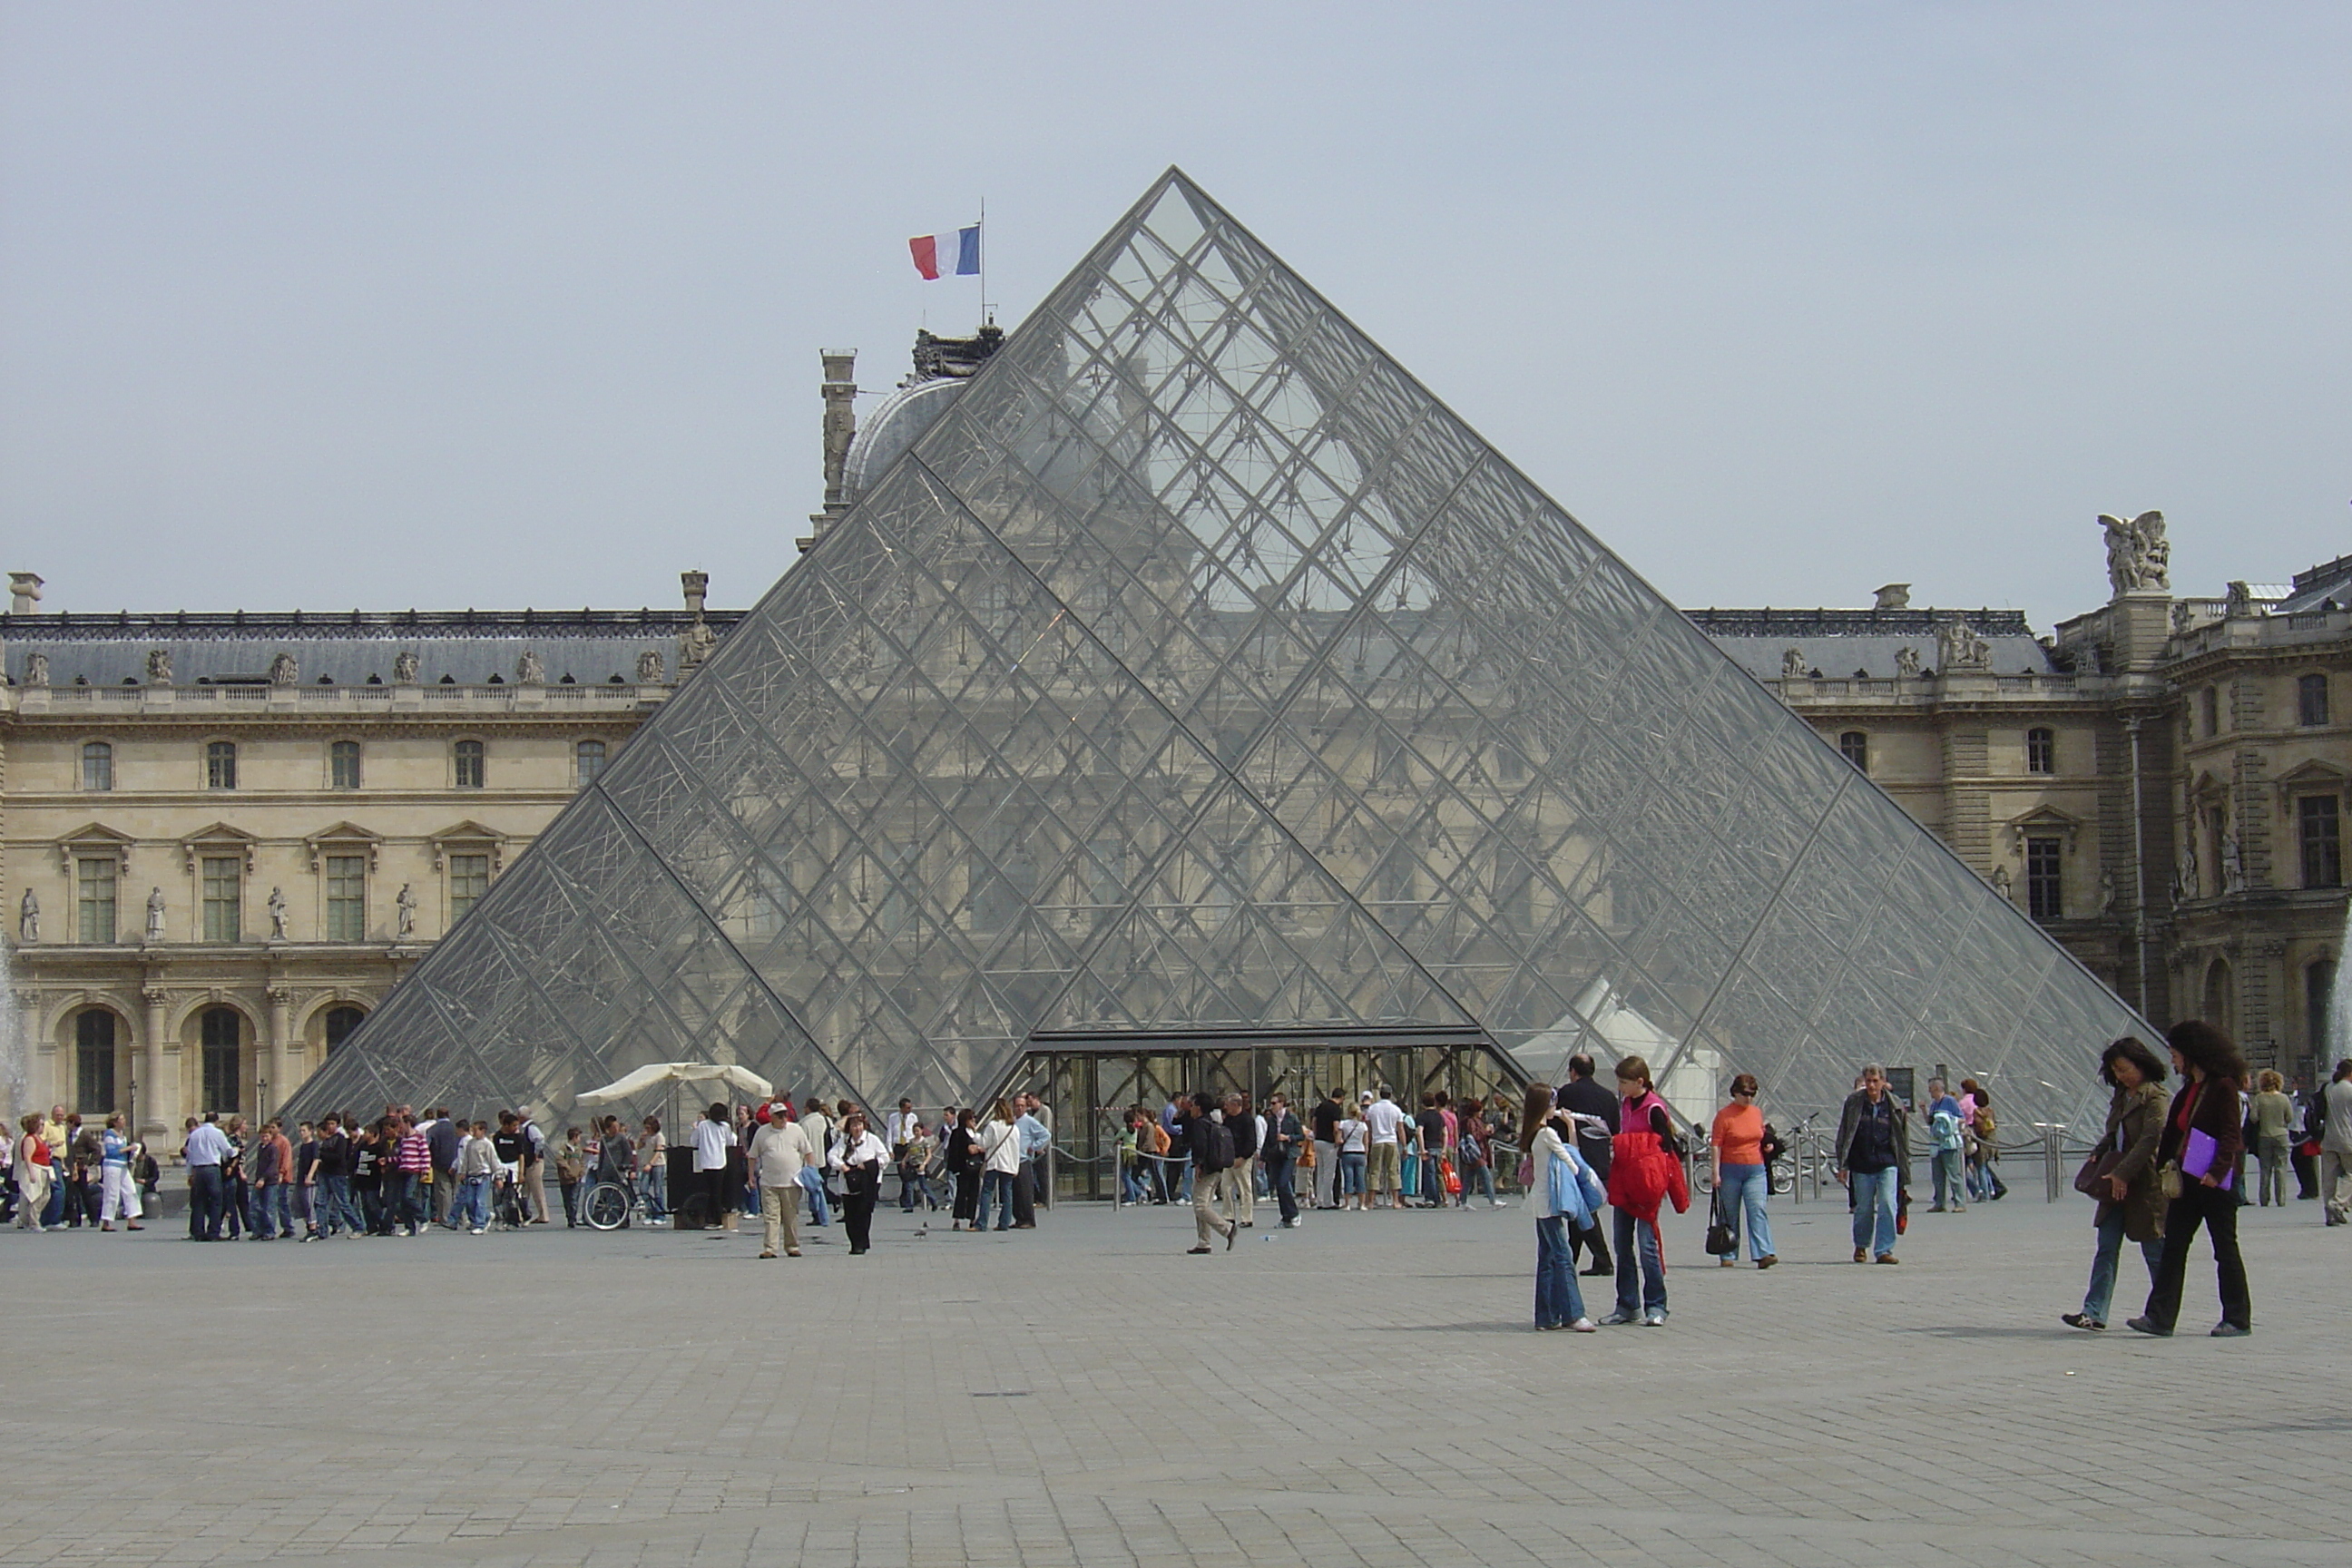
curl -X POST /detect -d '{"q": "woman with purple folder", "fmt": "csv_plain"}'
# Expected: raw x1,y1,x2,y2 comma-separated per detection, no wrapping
2129,1020,2253,1338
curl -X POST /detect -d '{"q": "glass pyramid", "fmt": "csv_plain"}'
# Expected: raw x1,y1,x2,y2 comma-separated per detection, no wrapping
290,170,2141,1134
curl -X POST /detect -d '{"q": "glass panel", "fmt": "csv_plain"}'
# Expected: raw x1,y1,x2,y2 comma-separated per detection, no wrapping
330,740,362,790
75,1009,116,1112
284,170,2148,1141
449,855,491,923
206,740,237,789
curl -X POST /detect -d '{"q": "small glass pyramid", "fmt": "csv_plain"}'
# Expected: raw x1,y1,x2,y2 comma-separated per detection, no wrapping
291,171,2141,1133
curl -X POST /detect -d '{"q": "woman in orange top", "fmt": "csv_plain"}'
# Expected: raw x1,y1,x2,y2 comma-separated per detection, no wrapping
1710,1074,1777,1269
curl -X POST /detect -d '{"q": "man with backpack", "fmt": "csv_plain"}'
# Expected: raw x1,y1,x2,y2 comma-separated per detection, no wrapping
516,1105,552,1223
1179,1092,1239,1254
1924,1079,1966,1213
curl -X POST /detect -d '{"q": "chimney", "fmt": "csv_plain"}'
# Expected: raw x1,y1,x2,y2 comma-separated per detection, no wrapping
804,349,858,551
1873,583,1911,612
9,572,43,615
681,570,709,618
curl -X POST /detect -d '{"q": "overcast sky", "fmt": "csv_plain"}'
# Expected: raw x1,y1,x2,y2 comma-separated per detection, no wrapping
4,3,2346,629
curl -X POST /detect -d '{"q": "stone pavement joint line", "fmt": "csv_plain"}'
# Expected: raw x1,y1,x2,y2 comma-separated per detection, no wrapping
2,1197,2346,1567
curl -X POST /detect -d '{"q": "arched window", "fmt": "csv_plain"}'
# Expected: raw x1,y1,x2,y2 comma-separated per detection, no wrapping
1838,731,1868,771
82,740,113,790
206,740,238,789
2025,727,2055,774
323,1005,366,1056
75,1009,118,1113
454,739,485,789
2298,673,2330,728
575,739,608,786
200,1006,241,1112
330,739,362,789
2201,958,2232,1034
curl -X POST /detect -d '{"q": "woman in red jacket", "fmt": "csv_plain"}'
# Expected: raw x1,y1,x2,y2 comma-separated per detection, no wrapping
2128,1020,2252,1338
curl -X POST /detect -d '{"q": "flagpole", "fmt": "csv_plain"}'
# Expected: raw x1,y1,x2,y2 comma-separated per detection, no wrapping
979,196,989,326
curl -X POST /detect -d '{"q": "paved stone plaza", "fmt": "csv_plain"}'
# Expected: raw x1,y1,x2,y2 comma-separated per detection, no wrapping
5,1188,2346,1568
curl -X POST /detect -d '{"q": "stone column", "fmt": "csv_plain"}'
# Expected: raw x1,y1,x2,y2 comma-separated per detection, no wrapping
141,987,169,1145
266,986,293,1124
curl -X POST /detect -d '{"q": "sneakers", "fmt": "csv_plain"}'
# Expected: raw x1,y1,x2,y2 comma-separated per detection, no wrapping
1491,1199,1510,1209
1568,1318,1598,1333
1597,1311,1638,1326
469,1226,486,1235
1641,1309,1667,1327
2061,1312,2105,1331
2123,1316,2172,1338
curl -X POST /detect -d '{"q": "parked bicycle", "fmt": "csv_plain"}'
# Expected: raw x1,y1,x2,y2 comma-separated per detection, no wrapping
581,1177,710,1231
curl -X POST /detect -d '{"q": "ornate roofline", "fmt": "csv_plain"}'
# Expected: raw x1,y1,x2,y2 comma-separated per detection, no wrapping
1683,607,2038,637
0,608,748,641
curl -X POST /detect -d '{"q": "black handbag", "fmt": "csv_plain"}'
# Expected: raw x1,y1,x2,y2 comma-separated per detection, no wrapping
1703,1186,1737,1256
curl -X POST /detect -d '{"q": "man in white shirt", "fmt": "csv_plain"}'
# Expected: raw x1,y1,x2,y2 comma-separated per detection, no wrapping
2321,1059,2352,1225
182,1114,234,1240
886,1099,918,1159
749,1103,815,1258
1362,1089,1406,1209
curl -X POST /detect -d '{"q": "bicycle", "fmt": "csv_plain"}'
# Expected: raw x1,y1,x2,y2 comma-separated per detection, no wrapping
581,1175,710,1231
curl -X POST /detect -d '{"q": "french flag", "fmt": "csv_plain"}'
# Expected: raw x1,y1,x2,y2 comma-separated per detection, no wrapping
909,224,981,280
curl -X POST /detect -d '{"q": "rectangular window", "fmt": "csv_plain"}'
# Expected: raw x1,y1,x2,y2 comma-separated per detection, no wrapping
2200,687,2220,738
2299,796,2342,889
201,856,241,942
454,740,485,789
325,854,367,941
330,740,362,789
2026,728,2055,775
1838,731,1868,771
575,739,608,785
201,1009,240,1113
206,740,238,789
2024,836,2063,921
448,854,491,923
82,741,113,790
76,858,117,944
75,1010,116,1113
2299,674,2330,728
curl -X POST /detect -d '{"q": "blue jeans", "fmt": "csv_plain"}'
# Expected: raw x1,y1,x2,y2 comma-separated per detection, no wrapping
1613,1205,1667,1317
1120,1160,1149,1204
318,1174,357,1234
1850,1168,1899,1255
1718,1162,1775,1259
2081,1208,2161,1323
1535,1215,1588,1327
450,1174,489,1230
978,1170,1014,1230
1338,1151,1366,1196
642,1162,667,1220
250,1183,290,1238
188,1164,226,1239
1931,1149,1965,1208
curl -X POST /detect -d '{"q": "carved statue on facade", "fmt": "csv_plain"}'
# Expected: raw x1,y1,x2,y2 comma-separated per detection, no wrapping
267,886,289,940
145,887,166,942
516,649,544,685
145,647,173,686
1779,647,1806,679
2220,832,2246,895
635,648,665,684
679,619,717,673
396,883,417,938
268,651,299,686
2171,843,2198,906
2224,581,2257,620
1935,621,1991,674
18,889,37,944
2099,511,2170,594
1893,645,1922,679
23,652,48,687
392,649,420,683
1989,864,2014,902
2170,601,2194,636
2097,867,2117,916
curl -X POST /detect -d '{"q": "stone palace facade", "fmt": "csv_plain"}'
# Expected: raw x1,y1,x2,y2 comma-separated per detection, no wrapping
5,341,2347,1142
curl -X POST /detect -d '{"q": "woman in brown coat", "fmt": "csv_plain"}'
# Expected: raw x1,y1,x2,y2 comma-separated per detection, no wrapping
2129,1019,2252,1338
2063,1037,2169,1330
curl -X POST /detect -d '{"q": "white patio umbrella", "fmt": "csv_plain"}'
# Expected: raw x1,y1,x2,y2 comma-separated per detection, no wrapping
575,1061,775,1106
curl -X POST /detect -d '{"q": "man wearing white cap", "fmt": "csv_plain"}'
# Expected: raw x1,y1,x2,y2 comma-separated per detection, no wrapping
749,1102,816,1258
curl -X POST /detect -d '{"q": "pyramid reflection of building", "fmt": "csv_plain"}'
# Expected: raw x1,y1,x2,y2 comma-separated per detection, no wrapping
289,169,2141,1135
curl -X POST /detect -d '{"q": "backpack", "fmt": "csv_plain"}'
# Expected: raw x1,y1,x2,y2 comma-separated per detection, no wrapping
1202,1119,1234,1173
1972,1105,1997,1141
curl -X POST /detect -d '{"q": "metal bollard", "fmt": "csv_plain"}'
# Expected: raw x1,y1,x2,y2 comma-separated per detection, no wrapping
2043,1127,2062,1203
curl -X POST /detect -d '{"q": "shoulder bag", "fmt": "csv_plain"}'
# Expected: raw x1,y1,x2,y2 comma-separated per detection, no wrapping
1703,1185,1737,1257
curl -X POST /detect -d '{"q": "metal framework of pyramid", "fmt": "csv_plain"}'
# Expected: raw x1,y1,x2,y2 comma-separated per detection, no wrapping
290,170,2141,1132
